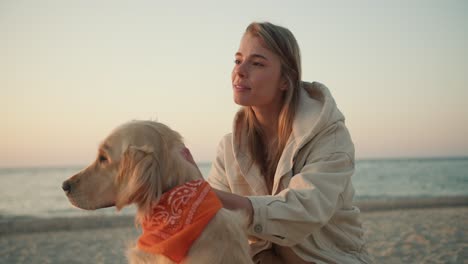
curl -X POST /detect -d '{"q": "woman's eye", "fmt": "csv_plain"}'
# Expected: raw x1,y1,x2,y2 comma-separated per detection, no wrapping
234,59,241,64
98,155,108,163
252,62,264,67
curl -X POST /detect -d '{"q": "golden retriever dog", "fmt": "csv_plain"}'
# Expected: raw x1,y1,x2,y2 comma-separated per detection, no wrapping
62,120,253,264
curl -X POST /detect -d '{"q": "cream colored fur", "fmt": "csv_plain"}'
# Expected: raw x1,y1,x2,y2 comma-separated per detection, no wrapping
63,120,253,264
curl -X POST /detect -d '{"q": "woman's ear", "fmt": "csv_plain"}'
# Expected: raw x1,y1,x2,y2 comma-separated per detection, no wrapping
115,145,162,213
280,76,289,91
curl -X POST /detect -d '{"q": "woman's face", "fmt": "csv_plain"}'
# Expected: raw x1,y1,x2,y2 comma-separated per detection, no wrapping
232,33,286,109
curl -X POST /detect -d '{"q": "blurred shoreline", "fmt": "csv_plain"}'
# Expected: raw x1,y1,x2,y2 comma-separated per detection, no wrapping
2,195,467,236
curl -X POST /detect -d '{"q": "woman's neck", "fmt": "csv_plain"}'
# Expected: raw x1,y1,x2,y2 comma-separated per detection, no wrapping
252,105,281,144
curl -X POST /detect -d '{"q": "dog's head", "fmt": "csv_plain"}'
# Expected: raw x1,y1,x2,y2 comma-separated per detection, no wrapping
62,120,201,213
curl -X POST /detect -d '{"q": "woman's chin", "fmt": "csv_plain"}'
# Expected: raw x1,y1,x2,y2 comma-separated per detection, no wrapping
233,96,250,106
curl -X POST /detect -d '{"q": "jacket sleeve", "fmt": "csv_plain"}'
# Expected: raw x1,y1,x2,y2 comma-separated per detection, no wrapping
246,125,355,247
206,135,232,192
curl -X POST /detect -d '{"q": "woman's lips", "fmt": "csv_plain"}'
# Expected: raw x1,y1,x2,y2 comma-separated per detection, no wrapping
233,84,250,92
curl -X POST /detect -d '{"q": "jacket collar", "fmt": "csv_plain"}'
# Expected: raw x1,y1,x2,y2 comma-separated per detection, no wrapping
271,82,325,193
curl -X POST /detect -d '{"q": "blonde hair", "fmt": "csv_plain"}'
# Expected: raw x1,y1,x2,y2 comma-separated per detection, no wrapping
236,22,301,192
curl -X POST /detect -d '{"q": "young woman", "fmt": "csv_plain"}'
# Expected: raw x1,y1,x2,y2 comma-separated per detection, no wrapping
207,22,372,263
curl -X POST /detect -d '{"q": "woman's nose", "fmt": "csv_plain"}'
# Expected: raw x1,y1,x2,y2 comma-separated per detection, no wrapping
233,63,247,78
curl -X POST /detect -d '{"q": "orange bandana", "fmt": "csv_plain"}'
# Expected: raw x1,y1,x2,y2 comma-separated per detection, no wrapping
137,180,222,263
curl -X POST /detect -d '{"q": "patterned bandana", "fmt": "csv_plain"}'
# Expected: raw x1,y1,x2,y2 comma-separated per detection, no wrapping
137,179,222,263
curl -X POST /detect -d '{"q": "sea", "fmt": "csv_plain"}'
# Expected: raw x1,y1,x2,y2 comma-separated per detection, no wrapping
1,157,467,219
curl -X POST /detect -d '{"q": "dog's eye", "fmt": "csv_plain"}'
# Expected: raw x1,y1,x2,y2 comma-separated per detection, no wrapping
98,155,108,163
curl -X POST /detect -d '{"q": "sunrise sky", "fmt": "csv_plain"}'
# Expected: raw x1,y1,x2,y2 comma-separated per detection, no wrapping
1,0,467,167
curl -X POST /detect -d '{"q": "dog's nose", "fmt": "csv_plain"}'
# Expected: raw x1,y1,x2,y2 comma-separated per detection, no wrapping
62,180,71,194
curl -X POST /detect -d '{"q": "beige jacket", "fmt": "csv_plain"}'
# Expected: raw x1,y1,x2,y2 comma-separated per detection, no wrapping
207,82,372,264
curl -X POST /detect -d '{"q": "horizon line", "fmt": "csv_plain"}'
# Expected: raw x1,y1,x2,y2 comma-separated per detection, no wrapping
1,155,467,170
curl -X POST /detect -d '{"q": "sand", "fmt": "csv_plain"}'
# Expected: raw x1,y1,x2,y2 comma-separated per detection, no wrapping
363,207,467,263
1,206,467,264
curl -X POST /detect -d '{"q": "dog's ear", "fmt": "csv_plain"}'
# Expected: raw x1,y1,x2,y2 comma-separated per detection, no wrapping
115,145,163,213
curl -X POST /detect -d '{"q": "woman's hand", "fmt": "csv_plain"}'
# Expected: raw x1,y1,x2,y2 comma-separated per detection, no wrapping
212,189,254,225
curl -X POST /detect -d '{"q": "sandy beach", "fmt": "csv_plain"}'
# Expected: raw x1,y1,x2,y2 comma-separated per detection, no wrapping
1,206,467,264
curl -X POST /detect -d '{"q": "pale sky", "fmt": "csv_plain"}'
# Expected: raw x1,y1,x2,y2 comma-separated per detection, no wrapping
1,0,467,168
